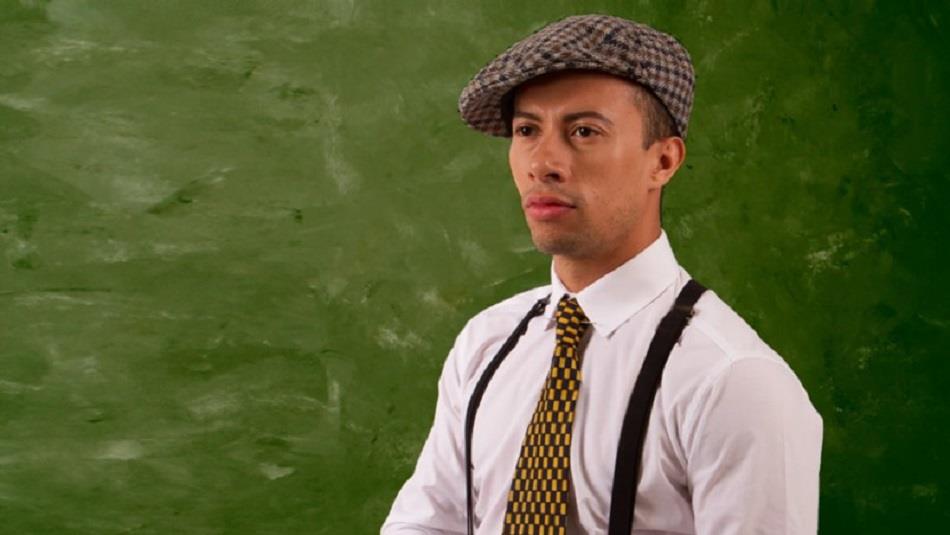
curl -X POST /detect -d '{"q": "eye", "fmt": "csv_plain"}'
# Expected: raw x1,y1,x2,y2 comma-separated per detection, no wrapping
514,124,535,137
572,125,598,138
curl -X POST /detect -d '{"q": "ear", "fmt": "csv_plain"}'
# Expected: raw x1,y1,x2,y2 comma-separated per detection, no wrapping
649,136,686,189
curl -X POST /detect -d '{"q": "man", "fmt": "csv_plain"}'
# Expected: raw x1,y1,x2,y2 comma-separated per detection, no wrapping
382,14,822,535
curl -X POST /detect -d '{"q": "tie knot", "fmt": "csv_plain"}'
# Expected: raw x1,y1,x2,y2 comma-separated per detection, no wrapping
555,295,590,346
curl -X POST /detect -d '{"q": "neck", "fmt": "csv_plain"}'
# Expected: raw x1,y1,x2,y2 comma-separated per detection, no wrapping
554,225,661,293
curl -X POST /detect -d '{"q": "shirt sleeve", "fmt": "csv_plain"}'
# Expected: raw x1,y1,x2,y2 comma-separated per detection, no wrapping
684,356,823,535
381,335,469,535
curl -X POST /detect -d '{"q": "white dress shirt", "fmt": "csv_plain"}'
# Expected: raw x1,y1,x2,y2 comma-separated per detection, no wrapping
382,230,823,534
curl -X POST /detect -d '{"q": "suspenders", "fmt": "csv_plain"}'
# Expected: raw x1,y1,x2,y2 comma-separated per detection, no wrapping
464,294,550,535
464,279,707,535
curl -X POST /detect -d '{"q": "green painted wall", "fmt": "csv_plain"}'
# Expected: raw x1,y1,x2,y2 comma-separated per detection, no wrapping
1,0,946,532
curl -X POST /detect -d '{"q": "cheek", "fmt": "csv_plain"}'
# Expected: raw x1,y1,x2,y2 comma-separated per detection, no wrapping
601,148,646,197
579,159,642,222
508,145,528,191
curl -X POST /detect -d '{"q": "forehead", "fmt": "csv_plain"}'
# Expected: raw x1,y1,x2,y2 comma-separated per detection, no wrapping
512,70,641,117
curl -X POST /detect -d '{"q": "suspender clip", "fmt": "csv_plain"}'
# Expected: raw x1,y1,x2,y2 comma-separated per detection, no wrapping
674,303,695,318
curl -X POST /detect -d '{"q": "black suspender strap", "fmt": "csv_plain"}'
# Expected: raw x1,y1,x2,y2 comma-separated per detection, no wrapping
464,294,550,535
607,279,707,534
463,279,706,534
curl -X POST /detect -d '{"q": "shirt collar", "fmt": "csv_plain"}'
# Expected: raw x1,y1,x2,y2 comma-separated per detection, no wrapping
545,229,680,337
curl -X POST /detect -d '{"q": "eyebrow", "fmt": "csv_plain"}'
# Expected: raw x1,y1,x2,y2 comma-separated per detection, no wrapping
513,110,615,126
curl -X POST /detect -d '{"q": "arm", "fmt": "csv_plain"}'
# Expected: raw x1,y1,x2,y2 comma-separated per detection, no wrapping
684,357,823,534
381,339,469,534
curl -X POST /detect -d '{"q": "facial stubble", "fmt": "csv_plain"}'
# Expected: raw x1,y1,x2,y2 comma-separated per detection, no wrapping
526,211,598,259
526,200,642,261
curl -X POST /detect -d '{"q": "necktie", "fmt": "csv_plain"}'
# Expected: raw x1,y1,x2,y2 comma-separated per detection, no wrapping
503,294,592,535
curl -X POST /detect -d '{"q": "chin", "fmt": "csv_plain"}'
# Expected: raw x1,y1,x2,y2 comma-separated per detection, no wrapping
531,233,590,257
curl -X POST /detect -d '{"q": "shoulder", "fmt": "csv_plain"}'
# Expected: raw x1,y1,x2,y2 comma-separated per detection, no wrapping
448,284,551,384
465,285,551,332
681,287,787,365
665,285,798,384
662,284,821,438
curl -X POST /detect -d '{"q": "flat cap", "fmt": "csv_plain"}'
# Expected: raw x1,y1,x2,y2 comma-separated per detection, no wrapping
458,14,695,139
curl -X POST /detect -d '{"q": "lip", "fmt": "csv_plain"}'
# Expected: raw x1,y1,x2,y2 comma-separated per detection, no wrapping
523,194,576,221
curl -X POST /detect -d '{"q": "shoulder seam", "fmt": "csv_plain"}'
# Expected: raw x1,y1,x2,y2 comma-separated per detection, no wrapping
688,312,739,362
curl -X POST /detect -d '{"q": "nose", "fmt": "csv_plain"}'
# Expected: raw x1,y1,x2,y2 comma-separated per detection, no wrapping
528,131,569,183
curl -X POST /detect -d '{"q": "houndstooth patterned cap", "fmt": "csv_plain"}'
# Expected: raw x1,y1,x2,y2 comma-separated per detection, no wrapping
458,14,695,139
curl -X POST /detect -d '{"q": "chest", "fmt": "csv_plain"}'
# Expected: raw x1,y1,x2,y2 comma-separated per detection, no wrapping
468,322,686,498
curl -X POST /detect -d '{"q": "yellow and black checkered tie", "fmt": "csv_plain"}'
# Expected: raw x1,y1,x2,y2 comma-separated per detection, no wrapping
502,294,591,535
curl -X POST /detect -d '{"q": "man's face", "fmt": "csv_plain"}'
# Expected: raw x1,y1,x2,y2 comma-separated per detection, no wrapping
508,70,660,262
